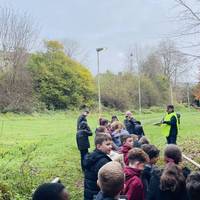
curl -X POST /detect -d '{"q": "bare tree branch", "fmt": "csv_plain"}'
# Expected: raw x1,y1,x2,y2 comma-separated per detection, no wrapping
0,6,39,112
175,0,200,21
60,38,89,65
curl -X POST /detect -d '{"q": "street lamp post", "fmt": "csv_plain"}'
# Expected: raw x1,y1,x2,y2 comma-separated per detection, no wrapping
134,48,142,113
138,67,142,113
96,48,106,116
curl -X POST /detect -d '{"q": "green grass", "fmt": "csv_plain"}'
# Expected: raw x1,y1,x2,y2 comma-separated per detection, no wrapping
0,109,200,199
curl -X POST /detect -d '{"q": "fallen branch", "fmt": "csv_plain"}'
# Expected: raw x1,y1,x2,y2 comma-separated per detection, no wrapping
182,154,200,169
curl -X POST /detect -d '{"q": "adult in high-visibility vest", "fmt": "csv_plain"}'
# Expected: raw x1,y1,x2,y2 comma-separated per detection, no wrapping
161,105,178,144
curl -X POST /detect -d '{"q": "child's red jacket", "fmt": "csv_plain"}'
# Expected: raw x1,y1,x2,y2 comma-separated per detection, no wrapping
118,144,132,166
123,167,144,200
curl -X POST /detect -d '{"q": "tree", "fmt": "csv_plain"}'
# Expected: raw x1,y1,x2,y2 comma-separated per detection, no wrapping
158,40,188,83
28,40,95,110
0,6,38,112
174,0,200,58
99,71,138,110
141,52,162,79
193,83,200,105
60,38,89,65
157,40,189,103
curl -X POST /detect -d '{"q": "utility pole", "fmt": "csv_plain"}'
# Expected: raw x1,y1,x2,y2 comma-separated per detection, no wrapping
96,48,106,117
134,47,142,113
170,81,174,105
138,72,142,113
130,53,133,73
187,82,190,110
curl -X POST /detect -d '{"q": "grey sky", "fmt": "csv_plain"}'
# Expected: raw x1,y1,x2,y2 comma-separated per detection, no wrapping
0,0,192,76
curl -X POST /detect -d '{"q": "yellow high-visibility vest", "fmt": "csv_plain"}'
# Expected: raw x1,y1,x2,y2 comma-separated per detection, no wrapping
161,112,178,137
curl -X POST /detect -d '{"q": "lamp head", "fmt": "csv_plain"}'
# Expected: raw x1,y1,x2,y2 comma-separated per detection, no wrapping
96,47,106,52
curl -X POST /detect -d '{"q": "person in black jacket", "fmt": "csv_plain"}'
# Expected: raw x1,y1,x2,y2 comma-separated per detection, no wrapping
76,121,93,171
77,108,90,131
32,183,69,200
147,144,190,200
84,133,112,200
141,144,160,200
124,111,145,138
148,163,188,200
186,172,200,200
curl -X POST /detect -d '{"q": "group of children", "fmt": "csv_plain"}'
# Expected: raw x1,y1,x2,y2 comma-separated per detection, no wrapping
75,110,200,200
30,110,200,200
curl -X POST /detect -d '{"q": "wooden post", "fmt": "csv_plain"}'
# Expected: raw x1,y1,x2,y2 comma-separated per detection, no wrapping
182,154,200,169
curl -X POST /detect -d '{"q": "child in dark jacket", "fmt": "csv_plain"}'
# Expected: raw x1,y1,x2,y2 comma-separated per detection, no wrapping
84,133,112,200
123,148,149,200
141,144,160,200
147,144,190,200
32,183,69,200
76,121,93,171
148,163,188,200
118,135,133,166
95,161,125,200
186,172,200,200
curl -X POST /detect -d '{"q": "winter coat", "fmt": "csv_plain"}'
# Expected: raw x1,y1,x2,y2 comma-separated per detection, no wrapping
147,168,188,200
76,129,92,150
111,129,129,147
84,149,112,200
124,118,144,137
134,125,145,138
124,117,137,135
118,144,132,166
123,167,144,200
141,165,159,200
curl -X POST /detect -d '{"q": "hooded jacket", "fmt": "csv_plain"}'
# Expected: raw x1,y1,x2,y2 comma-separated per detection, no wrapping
123,167,144,200
84,149,112,200
119,144,132,166
111,129,129,147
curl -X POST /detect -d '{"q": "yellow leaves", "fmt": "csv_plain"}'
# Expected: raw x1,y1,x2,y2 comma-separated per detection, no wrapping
193,83,200,100
44,40,64,52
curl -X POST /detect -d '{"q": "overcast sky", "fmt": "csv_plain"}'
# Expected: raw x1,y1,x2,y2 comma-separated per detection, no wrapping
0,0,195,77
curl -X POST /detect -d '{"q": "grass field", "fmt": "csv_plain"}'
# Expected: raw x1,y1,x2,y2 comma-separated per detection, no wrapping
0,109,200,199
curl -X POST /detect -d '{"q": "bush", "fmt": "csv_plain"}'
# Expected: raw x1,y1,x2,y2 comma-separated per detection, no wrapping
0,183,12,200
28,40,95,110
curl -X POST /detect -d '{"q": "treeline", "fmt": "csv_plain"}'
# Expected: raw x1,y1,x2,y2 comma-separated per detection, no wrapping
100,40,199,110
100,71,169,110
0,7,199,113
0,40,95,113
